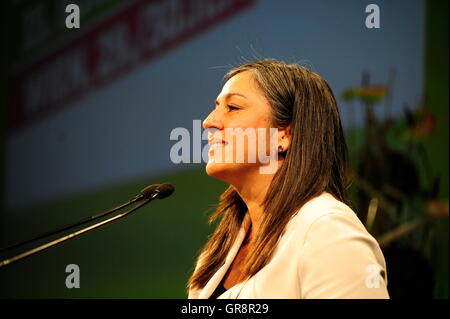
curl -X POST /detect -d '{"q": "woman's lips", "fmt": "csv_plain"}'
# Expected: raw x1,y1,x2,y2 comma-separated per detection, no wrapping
208,139,228,147
208,139,228,154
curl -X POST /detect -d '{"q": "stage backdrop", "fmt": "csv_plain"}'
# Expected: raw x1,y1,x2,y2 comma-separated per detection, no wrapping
2,0,445,299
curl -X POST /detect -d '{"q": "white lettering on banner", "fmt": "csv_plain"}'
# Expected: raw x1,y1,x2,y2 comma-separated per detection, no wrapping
139,2,166,51
9,0,256,133
24,48,89,119
97,24,138,79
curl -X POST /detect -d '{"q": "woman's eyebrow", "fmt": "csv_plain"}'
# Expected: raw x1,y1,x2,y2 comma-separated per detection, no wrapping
215,92,248,105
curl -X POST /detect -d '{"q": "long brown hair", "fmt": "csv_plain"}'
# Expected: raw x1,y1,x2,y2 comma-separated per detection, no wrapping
187,59,350,291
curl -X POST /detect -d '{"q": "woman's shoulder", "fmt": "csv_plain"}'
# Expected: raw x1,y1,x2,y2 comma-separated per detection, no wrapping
284,192,371,247
283,192,389,299
295,191,360,221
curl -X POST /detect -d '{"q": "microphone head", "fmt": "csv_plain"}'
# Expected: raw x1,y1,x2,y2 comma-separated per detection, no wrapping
154,183,175,199
140,184,159,198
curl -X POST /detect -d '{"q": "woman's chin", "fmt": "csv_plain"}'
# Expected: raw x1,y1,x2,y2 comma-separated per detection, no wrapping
206,161,225,178
206,161,258,186
205,161,238,182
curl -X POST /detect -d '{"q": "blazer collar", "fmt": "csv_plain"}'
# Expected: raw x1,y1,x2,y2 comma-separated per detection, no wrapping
197,213,251,299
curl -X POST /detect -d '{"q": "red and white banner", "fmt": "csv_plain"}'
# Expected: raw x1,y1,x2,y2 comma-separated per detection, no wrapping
7,0,256,134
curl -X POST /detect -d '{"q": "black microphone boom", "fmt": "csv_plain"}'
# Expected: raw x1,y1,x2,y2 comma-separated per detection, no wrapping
0,184,160,254
0,183,174,268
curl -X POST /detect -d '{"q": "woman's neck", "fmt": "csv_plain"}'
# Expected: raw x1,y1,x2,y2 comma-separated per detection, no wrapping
232,167,277,243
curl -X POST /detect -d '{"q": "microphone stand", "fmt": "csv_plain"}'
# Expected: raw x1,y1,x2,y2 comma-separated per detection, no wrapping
0,188,154,254
0,197,153,268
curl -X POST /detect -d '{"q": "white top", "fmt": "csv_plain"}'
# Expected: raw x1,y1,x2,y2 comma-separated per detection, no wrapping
188,192,390,299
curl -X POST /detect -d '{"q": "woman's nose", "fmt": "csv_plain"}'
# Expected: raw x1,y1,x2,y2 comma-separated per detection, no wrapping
203,108,224,131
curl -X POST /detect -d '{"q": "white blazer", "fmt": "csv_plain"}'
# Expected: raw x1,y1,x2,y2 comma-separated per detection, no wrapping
188,192,389,299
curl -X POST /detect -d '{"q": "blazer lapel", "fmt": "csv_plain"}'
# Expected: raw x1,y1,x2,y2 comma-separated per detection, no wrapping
197,214,251,299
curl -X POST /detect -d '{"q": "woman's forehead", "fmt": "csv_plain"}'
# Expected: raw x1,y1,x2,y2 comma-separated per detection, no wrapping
219,71,262,99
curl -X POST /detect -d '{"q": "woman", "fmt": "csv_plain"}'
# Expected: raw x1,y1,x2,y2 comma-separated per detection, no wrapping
187,60,389,299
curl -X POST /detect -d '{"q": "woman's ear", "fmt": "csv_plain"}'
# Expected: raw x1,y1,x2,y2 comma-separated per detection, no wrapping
278,125,292,153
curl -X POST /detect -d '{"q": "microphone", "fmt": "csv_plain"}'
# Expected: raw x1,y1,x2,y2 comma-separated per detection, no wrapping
0,183,165,254
133,183,159,200
0,183,175,267
151,183,175,199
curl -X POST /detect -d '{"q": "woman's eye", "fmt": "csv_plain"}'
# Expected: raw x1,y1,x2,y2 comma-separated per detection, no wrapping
227,105,240,111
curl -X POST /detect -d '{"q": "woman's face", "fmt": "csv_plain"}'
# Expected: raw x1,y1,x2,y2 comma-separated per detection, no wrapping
203,71,279,184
